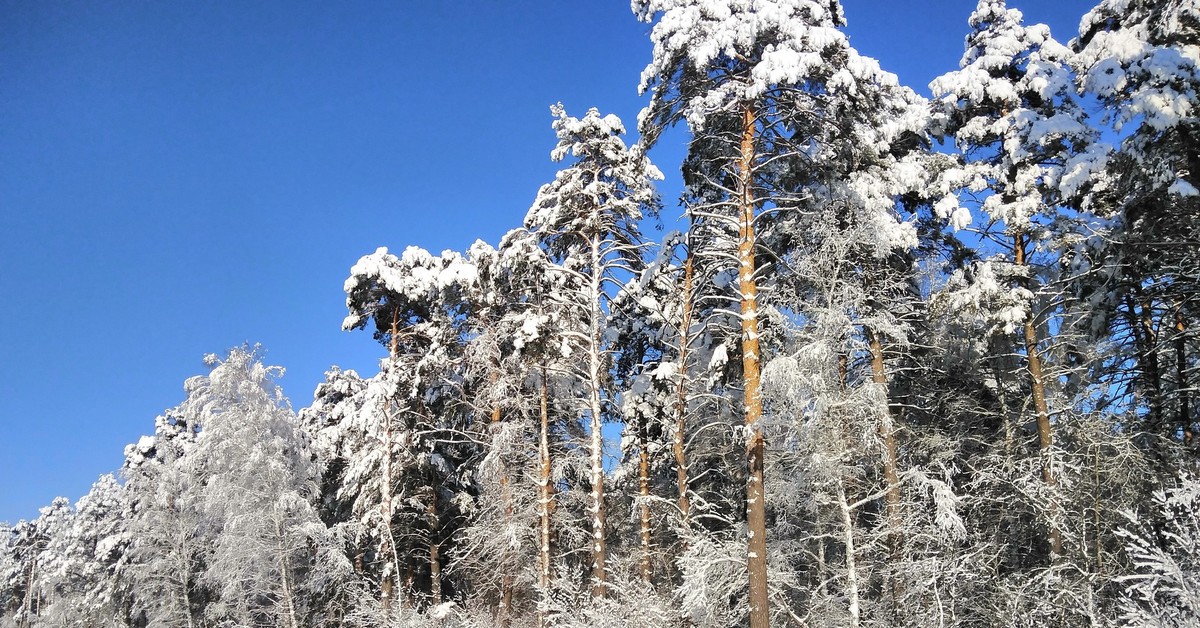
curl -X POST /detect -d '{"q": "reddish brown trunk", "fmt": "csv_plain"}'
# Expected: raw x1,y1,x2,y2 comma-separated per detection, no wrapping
739,102,770,628
868,328,904,612
1015,234,1062,558
867,329,902,543
674,252,694,524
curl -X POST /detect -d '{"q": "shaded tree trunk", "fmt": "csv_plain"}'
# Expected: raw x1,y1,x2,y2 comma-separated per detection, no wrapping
1177,313,1191,444
428,487,442,607
492,376,513,628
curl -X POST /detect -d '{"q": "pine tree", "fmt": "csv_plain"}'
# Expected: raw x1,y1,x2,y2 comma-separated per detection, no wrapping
1074,0,1200,441
525,104,661,598
931,0,1102,562
343,245,480,615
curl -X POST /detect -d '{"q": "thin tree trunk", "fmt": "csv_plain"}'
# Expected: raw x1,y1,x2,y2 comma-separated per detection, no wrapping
738,102,770,628
1014,234,1062,558
176,529,195,628
429,486,443,607
816,521,828,596
381,311,400,616
588,235,608,598
674,250,694,525
1123,294,1162,428
1093,445,1103,574
1138,290,1167,429
493,372,514,628
21,547,38,627
274,517,299,628
867,329,902,537
1177,313,1191,444
836,483,861,628
867,328,903,610
638,418,653,583
538,366,553,628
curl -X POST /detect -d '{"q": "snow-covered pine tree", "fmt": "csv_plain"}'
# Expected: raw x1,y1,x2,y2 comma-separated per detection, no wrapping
1074,0,1199,443
931,0,1104,565
297,366,374,625
525,104,661,599
36,475,132,627
635,1,938,623
343,245,480,616
0,498,71,627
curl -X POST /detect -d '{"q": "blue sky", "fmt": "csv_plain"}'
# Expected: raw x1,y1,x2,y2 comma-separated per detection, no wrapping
0,0,1097,523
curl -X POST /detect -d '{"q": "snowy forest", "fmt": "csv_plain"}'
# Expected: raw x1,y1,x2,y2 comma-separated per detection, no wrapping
3,0,1199,626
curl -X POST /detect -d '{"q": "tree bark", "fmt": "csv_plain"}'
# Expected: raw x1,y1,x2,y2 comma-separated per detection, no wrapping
1014,234,1062,558
429,488,442,607
837,483,861,628
538,366,553,628
674,250,694,525
274,516,299,628
493,371,513,628
739,102,770,628
381,311,400,616
20,546,39,628
638,418,653,583
867,328,902,538
588,235,609,598
1122,294,1162,429
1177,313,1191,445
867,327,903,610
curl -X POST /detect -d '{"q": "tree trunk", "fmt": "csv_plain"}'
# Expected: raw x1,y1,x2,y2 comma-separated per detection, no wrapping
674,250,694,525
1137,290,1167,430
867,329,902,537
20,547,38,627
493,374,513,628
1014,234,1062,558
588,235,609,598
538,366,554,628
867,328,903,610
739,102,770,628
429,487,443,607
274,516,299,628
638,418,653,583
381,311,400,616
1177,313,1191,444
1123,294,1162,429
176,530,195,628
837,482,861,628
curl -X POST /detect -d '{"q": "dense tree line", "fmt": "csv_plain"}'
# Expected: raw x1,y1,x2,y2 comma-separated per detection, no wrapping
3,0,1197,625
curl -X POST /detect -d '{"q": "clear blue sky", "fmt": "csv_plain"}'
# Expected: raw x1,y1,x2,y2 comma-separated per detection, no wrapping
0,0,1096,524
